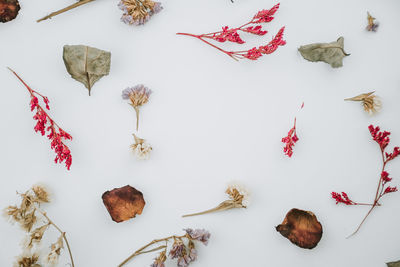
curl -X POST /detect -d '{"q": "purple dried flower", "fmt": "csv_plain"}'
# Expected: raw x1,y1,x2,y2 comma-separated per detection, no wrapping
185,229,210,245
169,240,185,259
188,248,197,262
118,0,163,26
150,261,165,267
177,255,191,267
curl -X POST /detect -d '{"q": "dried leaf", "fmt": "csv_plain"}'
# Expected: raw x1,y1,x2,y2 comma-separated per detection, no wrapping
298,37,350,68
387,261,400,267
102,185,145,223
0,0,20,23
276,208,323,249
63,45,111,96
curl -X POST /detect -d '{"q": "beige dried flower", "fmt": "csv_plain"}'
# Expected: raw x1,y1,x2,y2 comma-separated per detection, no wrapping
118,0,163,26
45,235,64,266
131,134,152,160
4,205,22,222
122,85,152,131
183,183,250,217
25,224,50,248
14,250,41,267
32,185,50,203
345,91,381,115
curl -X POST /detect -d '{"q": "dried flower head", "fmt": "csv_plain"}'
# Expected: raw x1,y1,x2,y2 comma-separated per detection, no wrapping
0,0,20,23
122,84,152,131
119,229,210,267
345,91,381,115
282,118,299,157
131,134,152,160
366,12,379,32
32,185,50,203
276,208,323,249
45,235,64,266
14,250,41,267
24,224,50,248
118,0,162,26
182,183,249,217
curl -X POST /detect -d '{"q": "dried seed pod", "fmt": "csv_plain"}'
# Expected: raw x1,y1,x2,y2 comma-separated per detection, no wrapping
276,208,322,249
0,0,20,23
102,185,145,223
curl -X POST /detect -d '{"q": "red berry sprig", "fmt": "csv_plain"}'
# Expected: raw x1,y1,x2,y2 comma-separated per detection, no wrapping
282,118,298,157
177,3,286,61
331,125,399,236
8,68,73,170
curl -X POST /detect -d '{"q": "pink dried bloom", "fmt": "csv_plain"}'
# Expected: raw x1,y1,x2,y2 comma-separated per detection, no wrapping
282,118,298,157
331,192,356,205
185,229,210,245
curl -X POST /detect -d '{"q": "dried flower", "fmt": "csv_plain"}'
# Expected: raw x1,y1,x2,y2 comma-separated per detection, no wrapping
182,183,249,217
366,12,379,32
177,3,285,61
4,185,75,267
282,118,299,157
119,0,163,26
8,68,73,170
118,229,210,267
122,85,152,131
331,125,399,236
102,185,146,223
0,0,20,23
14,250,41,267
345,91,381,115
276,208,323,249
131,134,152,160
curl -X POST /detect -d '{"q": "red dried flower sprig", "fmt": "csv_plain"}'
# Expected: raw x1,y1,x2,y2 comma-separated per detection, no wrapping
8,68,72,170
176,3,286,61
331,125,399,237
282,118,298,157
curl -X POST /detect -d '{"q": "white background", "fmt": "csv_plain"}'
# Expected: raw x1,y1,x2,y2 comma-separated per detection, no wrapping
1,0,400,266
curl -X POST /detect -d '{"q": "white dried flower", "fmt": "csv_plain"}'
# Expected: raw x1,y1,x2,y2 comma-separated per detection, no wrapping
345,91,382,115
131,134,152,160
226,182,250,207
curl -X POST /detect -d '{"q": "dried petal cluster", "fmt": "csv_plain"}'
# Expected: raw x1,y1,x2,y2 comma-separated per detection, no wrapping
345,91,381,115
0,0,20,23
282,118,299,157
118,0,162,26
276,208,323,249
4,185,75,267
9,68,73,170
119,229,210,267
122,84,152,131
131,134,152,160
102,185,146,223
182,183,249,217
366,12,379,32
331,125,399,236
177,3,285,61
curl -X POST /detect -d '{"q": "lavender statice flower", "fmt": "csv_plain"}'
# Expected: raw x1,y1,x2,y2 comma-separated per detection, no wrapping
122,84,152,131
169,240,185,259
366,12,379,32
150,251,166,267
177,255,191,267
118,0,163,26
185,229,211,245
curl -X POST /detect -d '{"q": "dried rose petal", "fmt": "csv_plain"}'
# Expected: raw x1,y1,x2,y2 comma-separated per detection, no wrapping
102,185,145,223
276,208,323,249
0,0,20,23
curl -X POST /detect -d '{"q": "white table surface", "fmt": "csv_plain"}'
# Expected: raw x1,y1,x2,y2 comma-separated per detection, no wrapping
1,0,400,266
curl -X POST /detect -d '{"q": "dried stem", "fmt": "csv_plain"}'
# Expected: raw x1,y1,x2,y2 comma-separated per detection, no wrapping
134,106,140,131
182,200,244,217
37,0,95,23
118,235,187,267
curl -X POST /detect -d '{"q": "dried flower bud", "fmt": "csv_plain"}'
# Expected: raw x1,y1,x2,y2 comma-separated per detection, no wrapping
345,91,381,115
131,134,152,160
14,250,41,267
366,12,379,32
45,235,64,266
25,224,50,248
102,185,146,223
185,229,211,245
276,208,323,249
226,183,250,207
0,0,20,23
32,185,50,203
169,240,185,259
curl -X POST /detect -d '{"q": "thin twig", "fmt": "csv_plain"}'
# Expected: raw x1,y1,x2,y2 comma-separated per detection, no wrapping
37,0,95,23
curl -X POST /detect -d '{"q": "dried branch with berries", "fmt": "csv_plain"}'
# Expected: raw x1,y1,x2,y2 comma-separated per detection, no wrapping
331,125,399,236
9,68,73,170
3,185,75,267
177,3,285,61
118,229,210,267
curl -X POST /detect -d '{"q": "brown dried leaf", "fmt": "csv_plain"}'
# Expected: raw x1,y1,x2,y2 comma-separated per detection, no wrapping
0,0,20,23
102,185,145,223
276,208,323,249
63,45,111,96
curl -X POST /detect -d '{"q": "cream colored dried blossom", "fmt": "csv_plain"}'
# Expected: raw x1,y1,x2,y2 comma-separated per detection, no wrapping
32,185,50,203
345,91,381,115
4,205,22,222
131,134,152,160
14,250,41,267
182,182,250,217
45,235,64,266
24,224,50,248
226,183,250,208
